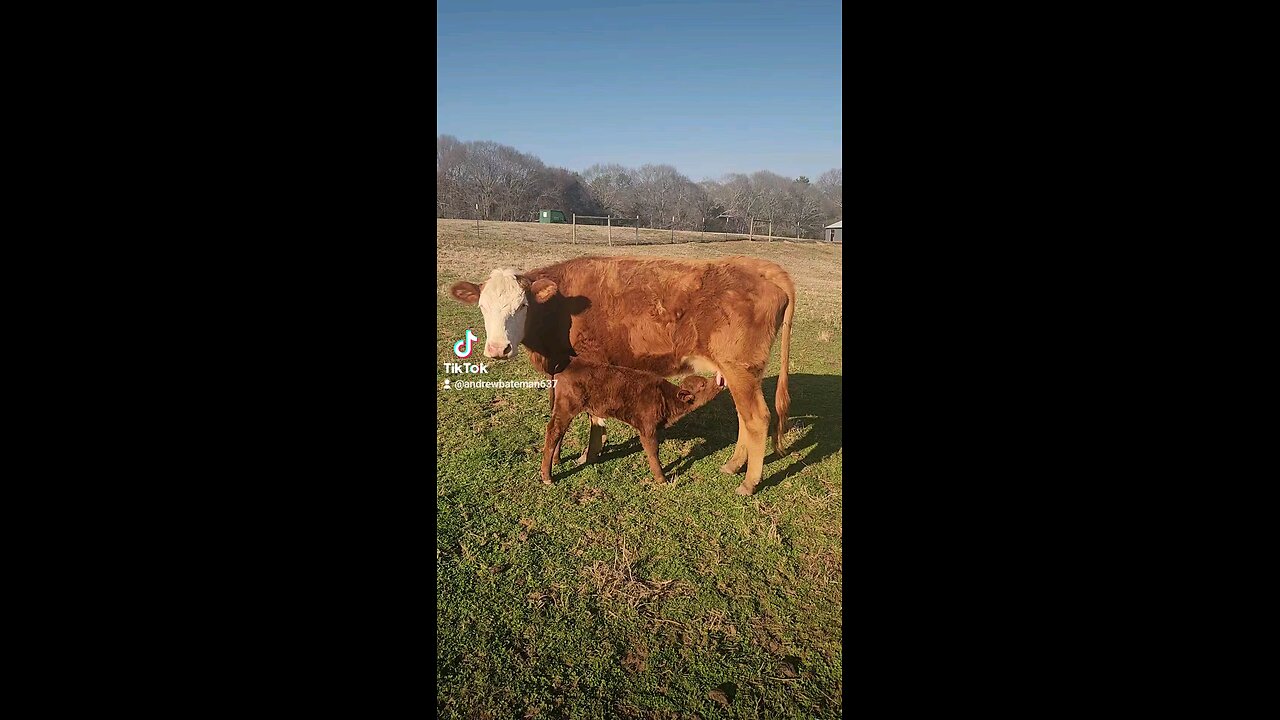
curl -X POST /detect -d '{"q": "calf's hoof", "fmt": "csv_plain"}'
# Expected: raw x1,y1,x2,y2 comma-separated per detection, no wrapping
734,484,755,496
541,474,553,486
719,462,744,474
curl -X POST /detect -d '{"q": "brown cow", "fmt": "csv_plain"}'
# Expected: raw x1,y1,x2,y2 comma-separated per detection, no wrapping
449,255,795,495
541,359,724,485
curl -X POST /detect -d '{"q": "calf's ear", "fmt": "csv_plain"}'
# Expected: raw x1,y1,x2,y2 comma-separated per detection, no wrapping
530,279,559,303
451,281,483,305
677,389,695,403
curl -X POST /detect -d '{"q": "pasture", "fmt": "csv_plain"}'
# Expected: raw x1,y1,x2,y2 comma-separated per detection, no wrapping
436,219,843,718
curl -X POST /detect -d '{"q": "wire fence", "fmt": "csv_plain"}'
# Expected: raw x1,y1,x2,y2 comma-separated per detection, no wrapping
567,214,834,246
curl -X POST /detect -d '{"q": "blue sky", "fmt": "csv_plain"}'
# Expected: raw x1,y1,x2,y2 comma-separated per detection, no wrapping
437,0,841,183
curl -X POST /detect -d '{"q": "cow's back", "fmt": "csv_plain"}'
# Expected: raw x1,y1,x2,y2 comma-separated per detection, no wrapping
528,256,791,377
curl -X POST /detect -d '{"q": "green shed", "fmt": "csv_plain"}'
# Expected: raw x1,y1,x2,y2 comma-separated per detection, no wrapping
538,209,568,223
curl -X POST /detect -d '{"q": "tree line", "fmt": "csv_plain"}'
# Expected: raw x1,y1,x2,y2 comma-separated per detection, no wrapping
437,135,842,239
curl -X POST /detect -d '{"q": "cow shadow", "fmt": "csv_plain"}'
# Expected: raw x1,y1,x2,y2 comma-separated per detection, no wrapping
549,373,842,494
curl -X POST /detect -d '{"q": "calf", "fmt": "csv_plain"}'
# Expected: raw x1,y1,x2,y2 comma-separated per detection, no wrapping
541,360,723,485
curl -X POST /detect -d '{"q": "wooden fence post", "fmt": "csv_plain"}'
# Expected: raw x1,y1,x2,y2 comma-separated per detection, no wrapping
635,217,639,245
607,215,611,245
671,215,675,244
572,213,576,244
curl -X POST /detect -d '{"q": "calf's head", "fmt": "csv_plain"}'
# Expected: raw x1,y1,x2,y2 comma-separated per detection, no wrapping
668,375,725,422
450,268,558,359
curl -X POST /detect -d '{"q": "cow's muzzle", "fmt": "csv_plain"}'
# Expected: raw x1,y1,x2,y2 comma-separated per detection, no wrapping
485,343,514,359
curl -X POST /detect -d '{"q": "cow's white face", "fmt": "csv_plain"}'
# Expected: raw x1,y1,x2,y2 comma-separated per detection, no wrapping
449,270,559,360
477,268,527,359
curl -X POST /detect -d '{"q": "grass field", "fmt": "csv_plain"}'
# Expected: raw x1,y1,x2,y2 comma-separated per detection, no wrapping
436,219,843,718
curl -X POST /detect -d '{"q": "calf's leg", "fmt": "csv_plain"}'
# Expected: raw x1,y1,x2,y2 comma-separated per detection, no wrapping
638,428,666,484
577,414,608,465
542,401,576,485
549,385,561,466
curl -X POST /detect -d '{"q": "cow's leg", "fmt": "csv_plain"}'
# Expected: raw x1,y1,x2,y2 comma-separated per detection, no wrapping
721,369,769,495
716,368,748,474
577,414,608,465
720,413,748,474
638,428,666,484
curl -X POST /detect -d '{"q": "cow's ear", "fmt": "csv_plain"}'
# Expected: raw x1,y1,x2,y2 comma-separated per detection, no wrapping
451,281,483,305
530,279,559,304
677,389,695,403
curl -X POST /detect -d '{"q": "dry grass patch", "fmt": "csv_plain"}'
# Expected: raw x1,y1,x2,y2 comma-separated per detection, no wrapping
579,538,693,618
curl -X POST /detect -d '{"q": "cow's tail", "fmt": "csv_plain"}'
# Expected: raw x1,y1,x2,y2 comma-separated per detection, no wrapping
772,273,796,457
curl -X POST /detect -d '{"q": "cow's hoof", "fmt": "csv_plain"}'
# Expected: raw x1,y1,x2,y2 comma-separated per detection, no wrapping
541,475,553,486
734,484,754,496
720,462,744,474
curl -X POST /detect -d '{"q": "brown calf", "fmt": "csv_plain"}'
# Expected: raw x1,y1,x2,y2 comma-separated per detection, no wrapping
541,360,723,485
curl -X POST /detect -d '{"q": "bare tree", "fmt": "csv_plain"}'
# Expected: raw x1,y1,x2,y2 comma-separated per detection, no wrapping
751,171,792,236
785,179,826,239
435,135,839,237
536,167,598,217
581,164,632,218
672,179,717,231
631,164,685,228
718,173,763,233
818,168,842,211
492,145,545,221
436,135,470,218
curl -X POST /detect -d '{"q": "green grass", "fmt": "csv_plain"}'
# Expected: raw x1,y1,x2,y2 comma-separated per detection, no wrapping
437,220,842,718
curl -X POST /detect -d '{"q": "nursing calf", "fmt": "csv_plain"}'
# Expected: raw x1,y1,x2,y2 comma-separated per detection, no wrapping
542,360,723,485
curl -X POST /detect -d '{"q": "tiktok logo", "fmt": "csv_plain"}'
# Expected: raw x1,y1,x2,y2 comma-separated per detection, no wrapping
453,329,478,358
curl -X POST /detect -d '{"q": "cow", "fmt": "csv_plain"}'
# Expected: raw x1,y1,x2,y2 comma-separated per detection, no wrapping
541,359,725,486
449,255,795,496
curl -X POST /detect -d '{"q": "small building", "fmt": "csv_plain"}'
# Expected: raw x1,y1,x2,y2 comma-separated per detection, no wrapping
825,220,842,243
538,209,568,224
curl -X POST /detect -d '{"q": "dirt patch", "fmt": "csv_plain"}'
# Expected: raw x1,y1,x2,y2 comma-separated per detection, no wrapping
620,643,649,673
708,682,737,708
512,639,537,666
574,487,603,505
518,517,537,542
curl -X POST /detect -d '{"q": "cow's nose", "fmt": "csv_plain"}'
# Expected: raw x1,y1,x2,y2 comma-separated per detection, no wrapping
485,343,512,358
